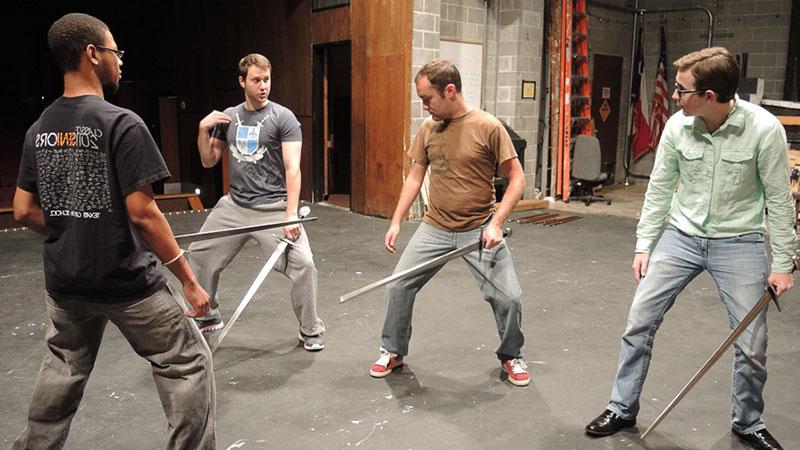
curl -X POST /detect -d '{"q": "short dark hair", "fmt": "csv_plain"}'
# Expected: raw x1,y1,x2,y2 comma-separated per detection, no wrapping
48,13,110,73
238,53,272,78
415,59,462,94
673,47,739,103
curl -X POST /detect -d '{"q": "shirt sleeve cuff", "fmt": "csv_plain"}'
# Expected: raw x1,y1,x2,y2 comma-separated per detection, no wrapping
635,238,655,254
771,259,796,274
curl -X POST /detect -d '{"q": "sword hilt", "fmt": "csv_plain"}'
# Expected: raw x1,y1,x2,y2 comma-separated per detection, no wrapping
766,253,797,313
478,227,512,261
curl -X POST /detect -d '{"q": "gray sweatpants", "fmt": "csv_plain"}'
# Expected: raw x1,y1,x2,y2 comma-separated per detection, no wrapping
188,196,325,337
13,285,216,450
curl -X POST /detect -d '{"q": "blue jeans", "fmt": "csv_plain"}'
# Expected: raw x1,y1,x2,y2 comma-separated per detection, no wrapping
608,225,769,433
13,285,216,449
381,221,525,360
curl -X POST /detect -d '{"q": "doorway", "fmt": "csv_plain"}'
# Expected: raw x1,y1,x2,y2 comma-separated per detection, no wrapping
591,54,623,184
313,42,352,208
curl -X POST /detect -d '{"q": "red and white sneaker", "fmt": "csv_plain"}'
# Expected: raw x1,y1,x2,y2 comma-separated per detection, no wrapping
369,350,404,378
501,358,530,386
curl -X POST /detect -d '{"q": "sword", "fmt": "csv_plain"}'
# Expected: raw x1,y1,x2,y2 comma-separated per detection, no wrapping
210,206,311,352
640,284,783,439
339,227,512,303
175,216,317,246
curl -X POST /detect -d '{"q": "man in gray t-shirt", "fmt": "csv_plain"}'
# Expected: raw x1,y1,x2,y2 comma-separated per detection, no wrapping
188,53,325,351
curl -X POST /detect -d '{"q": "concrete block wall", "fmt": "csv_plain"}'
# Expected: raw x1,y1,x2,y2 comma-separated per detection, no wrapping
412,0,442,138
414,0,545,199
639,0,791,100
588,0,791,184
410,0,441,217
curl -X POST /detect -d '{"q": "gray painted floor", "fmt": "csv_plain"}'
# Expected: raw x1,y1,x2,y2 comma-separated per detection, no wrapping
1,204,798,449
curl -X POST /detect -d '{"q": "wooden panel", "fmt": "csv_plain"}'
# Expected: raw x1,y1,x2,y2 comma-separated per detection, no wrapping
299,116,314,201
312,6,351,44
158,96,181,182
175,0,315,202
350,1,368,213
778,115,800,126
350,0,412,217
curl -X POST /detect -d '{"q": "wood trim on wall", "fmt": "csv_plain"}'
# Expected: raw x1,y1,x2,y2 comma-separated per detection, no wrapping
350,0,412,217
312,6,351,44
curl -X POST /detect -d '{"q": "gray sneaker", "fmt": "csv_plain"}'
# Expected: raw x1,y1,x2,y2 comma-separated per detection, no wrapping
299,332,325,351
194,316,224,333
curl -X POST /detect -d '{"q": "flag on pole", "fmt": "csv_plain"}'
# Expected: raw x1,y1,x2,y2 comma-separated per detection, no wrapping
649,25,669,153
631,26,651,161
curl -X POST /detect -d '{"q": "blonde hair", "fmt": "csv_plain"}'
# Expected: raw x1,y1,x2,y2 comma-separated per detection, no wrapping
238,53,271,78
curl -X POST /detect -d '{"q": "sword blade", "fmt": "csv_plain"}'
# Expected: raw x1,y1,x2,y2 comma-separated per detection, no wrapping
211,240,289,352
175,217,318,246
640,286,777,439
339,241,482,303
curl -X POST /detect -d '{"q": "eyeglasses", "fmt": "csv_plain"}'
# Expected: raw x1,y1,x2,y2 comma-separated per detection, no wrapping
95,45,124,60
674,84,706,97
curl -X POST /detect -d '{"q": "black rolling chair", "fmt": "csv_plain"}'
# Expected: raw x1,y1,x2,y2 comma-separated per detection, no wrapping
570,135,612,206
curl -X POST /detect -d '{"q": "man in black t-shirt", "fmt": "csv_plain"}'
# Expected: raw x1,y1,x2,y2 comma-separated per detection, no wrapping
12,13,215,449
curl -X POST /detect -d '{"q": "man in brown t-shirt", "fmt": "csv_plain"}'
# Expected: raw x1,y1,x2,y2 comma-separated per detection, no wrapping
369,59,530,386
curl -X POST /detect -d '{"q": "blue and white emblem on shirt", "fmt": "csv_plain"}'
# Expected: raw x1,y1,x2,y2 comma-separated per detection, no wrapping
230,114,269,163
236,125,260,156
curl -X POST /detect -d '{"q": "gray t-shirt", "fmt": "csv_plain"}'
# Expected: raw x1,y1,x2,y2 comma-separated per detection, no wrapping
213,101,302,207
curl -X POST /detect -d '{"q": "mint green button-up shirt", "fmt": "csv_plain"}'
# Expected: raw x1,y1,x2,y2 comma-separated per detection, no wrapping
636,97,797,273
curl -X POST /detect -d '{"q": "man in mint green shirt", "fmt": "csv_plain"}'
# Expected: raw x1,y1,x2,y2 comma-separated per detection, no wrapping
586,47,795,450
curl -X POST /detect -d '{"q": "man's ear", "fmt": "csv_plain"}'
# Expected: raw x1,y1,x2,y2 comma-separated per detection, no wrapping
239,76,246,89
445,83,457,98
86,44,99,66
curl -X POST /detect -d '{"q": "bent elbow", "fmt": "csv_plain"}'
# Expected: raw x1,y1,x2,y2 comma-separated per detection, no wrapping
13,208,29,224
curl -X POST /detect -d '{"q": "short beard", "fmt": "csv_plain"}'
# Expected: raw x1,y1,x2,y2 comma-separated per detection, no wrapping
97,63,119,94
102,79,120,95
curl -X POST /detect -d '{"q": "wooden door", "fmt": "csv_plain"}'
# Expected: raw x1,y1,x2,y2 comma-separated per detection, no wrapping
591,54,623,183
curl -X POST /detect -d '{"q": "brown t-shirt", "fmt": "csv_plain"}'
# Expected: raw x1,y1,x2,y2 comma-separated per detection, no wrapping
408,109,517,231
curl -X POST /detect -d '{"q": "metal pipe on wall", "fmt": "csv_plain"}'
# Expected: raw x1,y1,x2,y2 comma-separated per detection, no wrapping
588,1,715,182
494,0,501,116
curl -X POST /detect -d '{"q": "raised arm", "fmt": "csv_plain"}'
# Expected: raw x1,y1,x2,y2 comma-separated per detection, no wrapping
197,110,231,168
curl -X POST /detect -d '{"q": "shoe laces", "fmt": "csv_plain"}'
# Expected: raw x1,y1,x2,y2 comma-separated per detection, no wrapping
376,350,396,366
507,358,528,374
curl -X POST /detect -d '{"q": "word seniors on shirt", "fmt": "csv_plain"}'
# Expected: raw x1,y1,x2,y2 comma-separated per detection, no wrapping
34,126,112,218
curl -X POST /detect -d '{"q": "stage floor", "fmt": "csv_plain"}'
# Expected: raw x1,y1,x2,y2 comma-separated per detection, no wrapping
2,204,798,449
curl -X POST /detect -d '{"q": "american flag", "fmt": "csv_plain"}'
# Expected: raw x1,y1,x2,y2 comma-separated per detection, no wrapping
631,26,651,161
649,26,669,152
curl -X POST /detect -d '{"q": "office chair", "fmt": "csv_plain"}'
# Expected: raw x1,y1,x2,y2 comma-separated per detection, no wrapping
570,135,612,206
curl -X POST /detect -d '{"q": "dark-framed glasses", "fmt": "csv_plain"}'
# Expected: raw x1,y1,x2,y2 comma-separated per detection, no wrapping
674,84,706,97
95,45,124,60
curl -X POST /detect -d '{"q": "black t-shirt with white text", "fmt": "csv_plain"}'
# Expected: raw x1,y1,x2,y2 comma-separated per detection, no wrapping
17,95,169,303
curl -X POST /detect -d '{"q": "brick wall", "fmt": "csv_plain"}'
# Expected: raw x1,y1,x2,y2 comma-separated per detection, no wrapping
412,0,545,201
588,0,791,183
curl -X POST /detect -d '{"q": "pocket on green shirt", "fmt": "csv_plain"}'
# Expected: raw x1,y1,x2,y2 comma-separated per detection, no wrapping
677,146,705,181
720,149,754,185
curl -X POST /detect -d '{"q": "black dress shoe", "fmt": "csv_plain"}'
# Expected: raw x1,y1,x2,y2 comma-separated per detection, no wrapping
732,428,783,450
585,409,636,437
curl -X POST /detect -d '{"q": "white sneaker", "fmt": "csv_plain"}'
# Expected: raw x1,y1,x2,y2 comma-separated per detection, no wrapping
299,332,325,351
